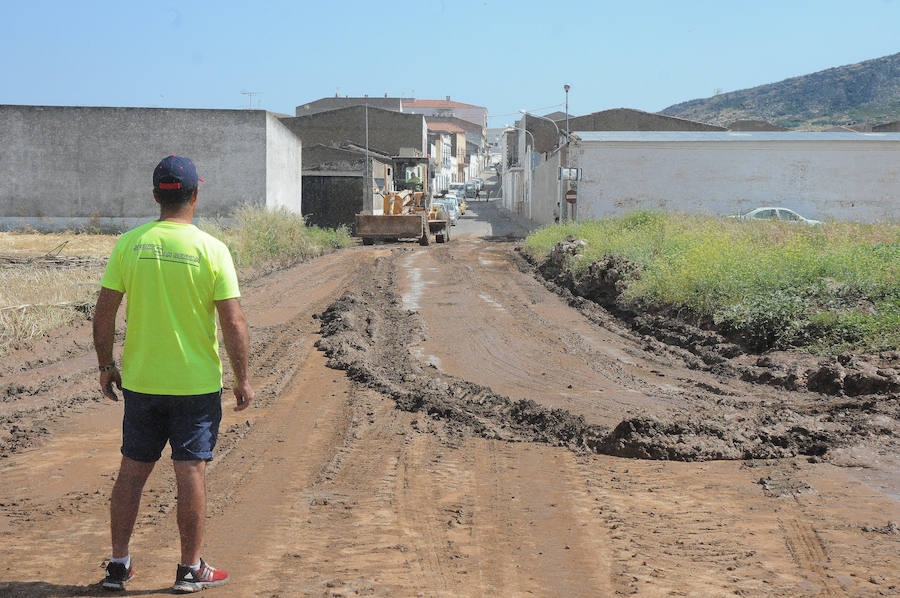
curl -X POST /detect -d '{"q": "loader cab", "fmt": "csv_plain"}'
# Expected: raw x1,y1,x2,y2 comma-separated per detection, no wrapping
393,156,429,194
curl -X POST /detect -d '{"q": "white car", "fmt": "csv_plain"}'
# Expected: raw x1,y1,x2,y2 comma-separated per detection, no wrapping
435,197,460,226
448,182,466,196
733,207,822,225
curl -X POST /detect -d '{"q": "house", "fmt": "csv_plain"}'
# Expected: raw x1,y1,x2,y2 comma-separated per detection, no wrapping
295,95,405,117
518,131,900,226
0,105,302,231
555,108,726,133
403,97,487,131
426,121,468,183
425,116,485,149
427,130,454,193
280,106,426,158
301,144,393,230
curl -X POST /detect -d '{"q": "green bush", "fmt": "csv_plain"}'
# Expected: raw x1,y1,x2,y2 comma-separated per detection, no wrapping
523,212,899,354
199,205,352,269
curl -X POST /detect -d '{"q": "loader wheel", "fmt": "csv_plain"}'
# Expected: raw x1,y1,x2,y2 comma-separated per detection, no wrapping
419,232,431,246
436,233,446,244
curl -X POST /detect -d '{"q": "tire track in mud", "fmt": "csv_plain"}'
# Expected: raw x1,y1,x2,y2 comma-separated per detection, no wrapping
0,251,367,572
780,516,840,597
0,315,321,549
419,243,724,418
316,252,868,462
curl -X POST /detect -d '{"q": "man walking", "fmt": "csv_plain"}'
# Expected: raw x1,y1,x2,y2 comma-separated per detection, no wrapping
93,155,254,592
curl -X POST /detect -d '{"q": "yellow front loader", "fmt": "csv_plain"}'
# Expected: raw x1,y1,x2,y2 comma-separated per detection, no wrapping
355,190,451,246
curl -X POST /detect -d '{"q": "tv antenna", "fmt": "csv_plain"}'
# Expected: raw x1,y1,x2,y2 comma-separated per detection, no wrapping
241,91,263,108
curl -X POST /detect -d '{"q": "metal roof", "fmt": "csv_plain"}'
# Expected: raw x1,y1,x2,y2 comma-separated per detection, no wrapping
574,131,900,142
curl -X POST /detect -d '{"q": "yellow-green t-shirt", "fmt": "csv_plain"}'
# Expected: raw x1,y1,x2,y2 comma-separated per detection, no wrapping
100,221,240,395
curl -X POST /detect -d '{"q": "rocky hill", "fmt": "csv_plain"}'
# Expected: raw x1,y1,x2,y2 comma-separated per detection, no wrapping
660,52,900,130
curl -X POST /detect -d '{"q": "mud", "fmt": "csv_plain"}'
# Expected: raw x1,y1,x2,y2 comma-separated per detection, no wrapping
529,238,900,400
2,226,899,596
316,253,897,461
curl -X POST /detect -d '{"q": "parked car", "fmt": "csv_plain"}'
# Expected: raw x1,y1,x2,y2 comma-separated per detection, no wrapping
435,197,460,226
732,207,821,225
446,191,466,215
465,181,478,198
448,182,466,196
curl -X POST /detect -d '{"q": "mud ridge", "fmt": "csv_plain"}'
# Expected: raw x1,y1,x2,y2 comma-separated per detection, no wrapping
521,239,900,399
315,256,850,461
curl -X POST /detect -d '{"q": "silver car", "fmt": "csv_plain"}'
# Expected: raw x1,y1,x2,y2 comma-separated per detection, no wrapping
733,207,821,225
435,197,460,226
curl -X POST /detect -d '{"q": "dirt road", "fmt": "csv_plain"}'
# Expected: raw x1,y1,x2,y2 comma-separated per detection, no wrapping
1,202,898,596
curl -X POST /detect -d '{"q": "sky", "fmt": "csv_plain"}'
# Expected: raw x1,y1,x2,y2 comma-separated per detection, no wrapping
2,0,899,128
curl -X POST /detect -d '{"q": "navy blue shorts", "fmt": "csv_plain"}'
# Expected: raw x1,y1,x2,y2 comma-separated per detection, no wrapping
121,388,223,462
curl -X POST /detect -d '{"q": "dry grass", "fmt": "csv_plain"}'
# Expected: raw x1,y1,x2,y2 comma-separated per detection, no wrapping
0,231,117,257
0,209,352,355
0,232,114,354
0,265,102,354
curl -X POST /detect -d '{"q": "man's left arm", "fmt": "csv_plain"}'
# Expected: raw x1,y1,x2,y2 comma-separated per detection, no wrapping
93,286,124,401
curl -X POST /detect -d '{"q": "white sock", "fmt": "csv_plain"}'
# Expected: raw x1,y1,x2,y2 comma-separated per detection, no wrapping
110,555,130,569
183,561,201,571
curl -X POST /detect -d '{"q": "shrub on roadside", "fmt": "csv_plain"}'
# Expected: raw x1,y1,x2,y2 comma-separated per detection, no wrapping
523,212,899,354
199,205,352,269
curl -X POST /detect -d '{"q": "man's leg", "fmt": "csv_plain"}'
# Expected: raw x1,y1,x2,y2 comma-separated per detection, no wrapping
173,459,207,566
110,456,156,558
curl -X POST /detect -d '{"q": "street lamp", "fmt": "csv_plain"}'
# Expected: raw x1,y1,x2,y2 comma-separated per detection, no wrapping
563,84,570,138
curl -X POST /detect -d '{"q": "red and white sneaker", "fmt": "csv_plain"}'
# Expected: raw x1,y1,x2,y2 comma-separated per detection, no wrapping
172,558,228,593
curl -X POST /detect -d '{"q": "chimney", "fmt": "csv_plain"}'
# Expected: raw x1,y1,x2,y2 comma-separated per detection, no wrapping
384,93,388,98
364,94,368,98
334,92,338,97
446,95,450,102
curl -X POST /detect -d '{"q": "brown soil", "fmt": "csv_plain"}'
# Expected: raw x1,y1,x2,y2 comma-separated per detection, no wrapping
1,239,898,597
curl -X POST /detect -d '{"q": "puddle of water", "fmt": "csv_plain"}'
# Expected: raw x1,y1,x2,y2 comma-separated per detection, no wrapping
401,255,439,311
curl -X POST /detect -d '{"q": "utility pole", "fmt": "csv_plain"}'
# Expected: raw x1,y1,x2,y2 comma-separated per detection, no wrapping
241,91,263,109
365,102,370,212
564,83,571,222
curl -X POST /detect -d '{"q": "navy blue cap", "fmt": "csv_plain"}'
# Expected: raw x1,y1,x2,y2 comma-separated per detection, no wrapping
153,155,204,190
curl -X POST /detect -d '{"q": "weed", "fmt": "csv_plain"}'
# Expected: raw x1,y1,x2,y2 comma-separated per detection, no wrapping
198,205,352,270
524,212,899,353
0,206,351,355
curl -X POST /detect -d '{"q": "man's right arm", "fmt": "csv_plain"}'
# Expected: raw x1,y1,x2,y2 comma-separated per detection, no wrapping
215,298,254,411
93,286,124,401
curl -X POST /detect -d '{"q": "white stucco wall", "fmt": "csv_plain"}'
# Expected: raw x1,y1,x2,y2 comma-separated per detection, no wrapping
0,105,304,231
265,112,302,214
566,132,900,222
531,151,561,225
